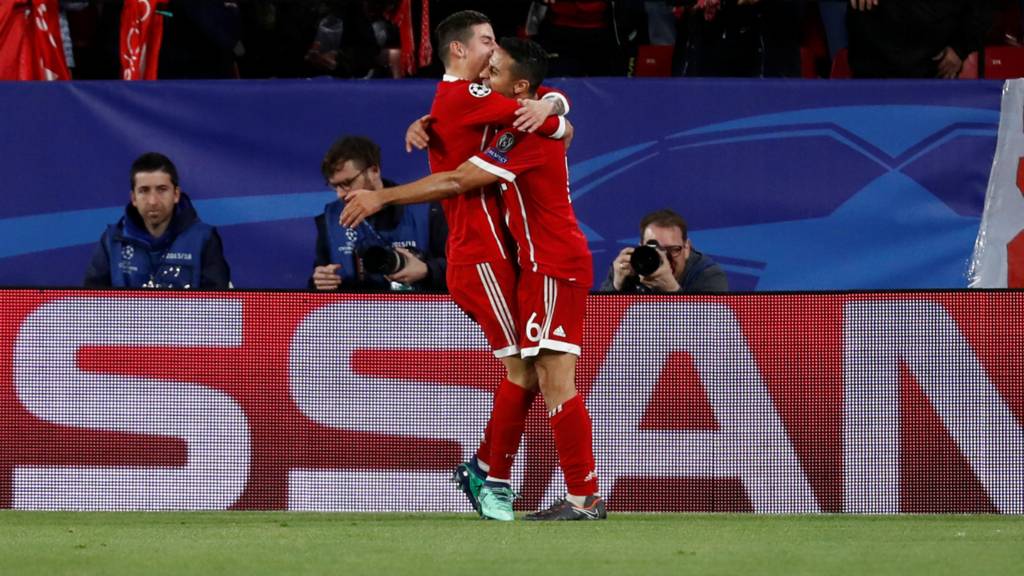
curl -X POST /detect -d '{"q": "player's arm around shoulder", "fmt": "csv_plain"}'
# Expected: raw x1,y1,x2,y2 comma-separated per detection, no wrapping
458,81,564,135
412,160,500,200
340,165,498,228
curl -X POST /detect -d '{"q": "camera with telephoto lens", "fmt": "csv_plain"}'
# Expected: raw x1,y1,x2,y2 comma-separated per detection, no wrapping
360,245,407,275
630,239,664,277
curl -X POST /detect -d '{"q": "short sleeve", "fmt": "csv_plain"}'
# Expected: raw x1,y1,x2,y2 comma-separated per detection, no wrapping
469,129,547,182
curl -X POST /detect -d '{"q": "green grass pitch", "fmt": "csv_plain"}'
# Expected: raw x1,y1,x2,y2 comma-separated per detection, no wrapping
1,512,1021,575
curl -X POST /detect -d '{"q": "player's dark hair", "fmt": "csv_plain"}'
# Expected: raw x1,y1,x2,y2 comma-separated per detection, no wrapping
640,209,688,241
130,152,179,190
321,136,382,181
435,10,491,67
499,37,549,95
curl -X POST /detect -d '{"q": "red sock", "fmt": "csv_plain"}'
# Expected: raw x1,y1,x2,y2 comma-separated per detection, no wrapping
550,394,599,495
484,378,536,481
474,418,492,469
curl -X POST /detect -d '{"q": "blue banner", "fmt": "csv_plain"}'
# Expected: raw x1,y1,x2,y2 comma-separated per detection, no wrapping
0,78,1001,290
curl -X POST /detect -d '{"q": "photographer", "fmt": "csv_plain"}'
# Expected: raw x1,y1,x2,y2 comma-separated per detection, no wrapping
600,208,727,293
84,152,231,289
311,136,447,291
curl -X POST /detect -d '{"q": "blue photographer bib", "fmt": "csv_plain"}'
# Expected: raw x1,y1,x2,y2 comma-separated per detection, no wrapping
106,223,212,289
323,200,431,288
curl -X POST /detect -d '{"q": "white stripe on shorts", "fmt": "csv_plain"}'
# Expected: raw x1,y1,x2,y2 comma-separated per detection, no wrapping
476,263,517,350
541,276,556,341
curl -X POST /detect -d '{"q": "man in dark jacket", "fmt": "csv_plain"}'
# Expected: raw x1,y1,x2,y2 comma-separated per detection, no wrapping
600,208,728,293
311,135,447,292
84,152,231,289
847,0,996,78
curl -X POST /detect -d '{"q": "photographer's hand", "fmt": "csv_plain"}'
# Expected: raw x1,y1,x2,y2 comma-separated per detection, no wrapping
385,247,428,285
639,251,681,292
312,264,342,290
340,189,384,228
611,247,635,291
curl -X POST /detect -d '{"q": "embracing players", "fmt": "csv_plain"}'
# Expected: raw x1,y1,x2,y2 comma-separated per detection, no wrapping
342,31,604,521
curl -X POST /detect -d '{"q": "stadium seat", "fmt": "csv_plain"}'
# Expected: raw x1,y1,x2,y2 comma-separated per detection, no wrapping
800,3,830,79
984,46,1024,79
830,48,851,79
634,45,674,77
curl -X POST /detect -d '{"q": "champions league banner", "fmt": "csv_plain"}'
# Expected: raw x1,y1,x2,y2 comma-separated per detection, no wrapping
1,290,1022,513
0,79,1003,291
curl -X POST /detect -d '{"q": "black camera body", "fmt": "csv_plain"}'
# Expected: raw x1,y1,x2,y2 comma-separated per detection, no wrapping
361,245,407,275
630,240,664,277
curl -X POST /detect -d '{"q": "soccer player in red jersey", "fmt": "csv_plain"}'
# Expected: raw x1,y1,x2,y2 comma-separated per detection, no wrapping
341,37,605,521
350,11,571,520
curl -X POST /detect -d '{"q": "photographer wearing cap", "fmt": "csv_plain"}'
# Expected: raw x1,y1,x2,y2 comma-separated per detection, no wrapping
311,136,447,291
600,208,728,293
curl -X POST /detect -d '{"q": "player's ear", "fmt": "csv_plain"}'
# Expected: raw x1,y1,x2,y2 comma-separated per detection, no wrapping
451,41,465,61
514,78,531,98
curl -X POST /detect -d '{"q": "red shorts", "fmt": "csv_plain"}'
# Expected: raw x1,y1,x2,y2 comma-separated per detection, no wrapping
448,260,520,358
516,271,586,358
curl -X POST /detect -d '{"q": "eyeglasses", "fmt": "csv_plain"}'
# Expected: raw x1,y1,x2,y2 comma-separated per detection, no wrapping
662,245,686,257
329,167,369,192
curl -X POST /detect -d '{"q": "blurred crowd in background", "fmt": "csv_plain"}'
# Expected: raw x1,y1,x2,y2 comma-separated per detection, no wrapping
16,1,1024,80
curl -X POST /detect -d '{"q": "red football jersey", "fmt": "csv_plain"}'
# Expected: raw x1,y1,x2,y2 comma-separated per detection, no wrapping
428,77,566,266
469,128,593,288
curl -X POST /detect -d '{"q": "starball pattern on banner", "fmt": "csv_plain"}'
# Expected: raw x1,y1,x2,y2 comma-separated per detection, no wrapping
0,80,1002,290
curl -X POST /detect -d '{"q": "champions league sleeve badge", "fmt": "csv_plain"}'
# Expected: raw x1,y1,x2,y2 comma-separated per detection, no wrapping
469,83,492,98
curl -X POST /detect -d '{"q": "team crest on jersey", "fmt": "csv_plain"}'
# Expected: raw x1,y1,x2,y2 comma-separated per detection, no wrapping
468,83,491,98
496,132,516,152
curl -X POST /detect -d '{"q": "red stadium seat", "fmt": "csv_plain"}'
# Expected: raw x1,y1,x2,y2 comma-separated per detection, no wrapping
800,3,829,79
634,44,674,77
984,46,1024,79
830,48,851,79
